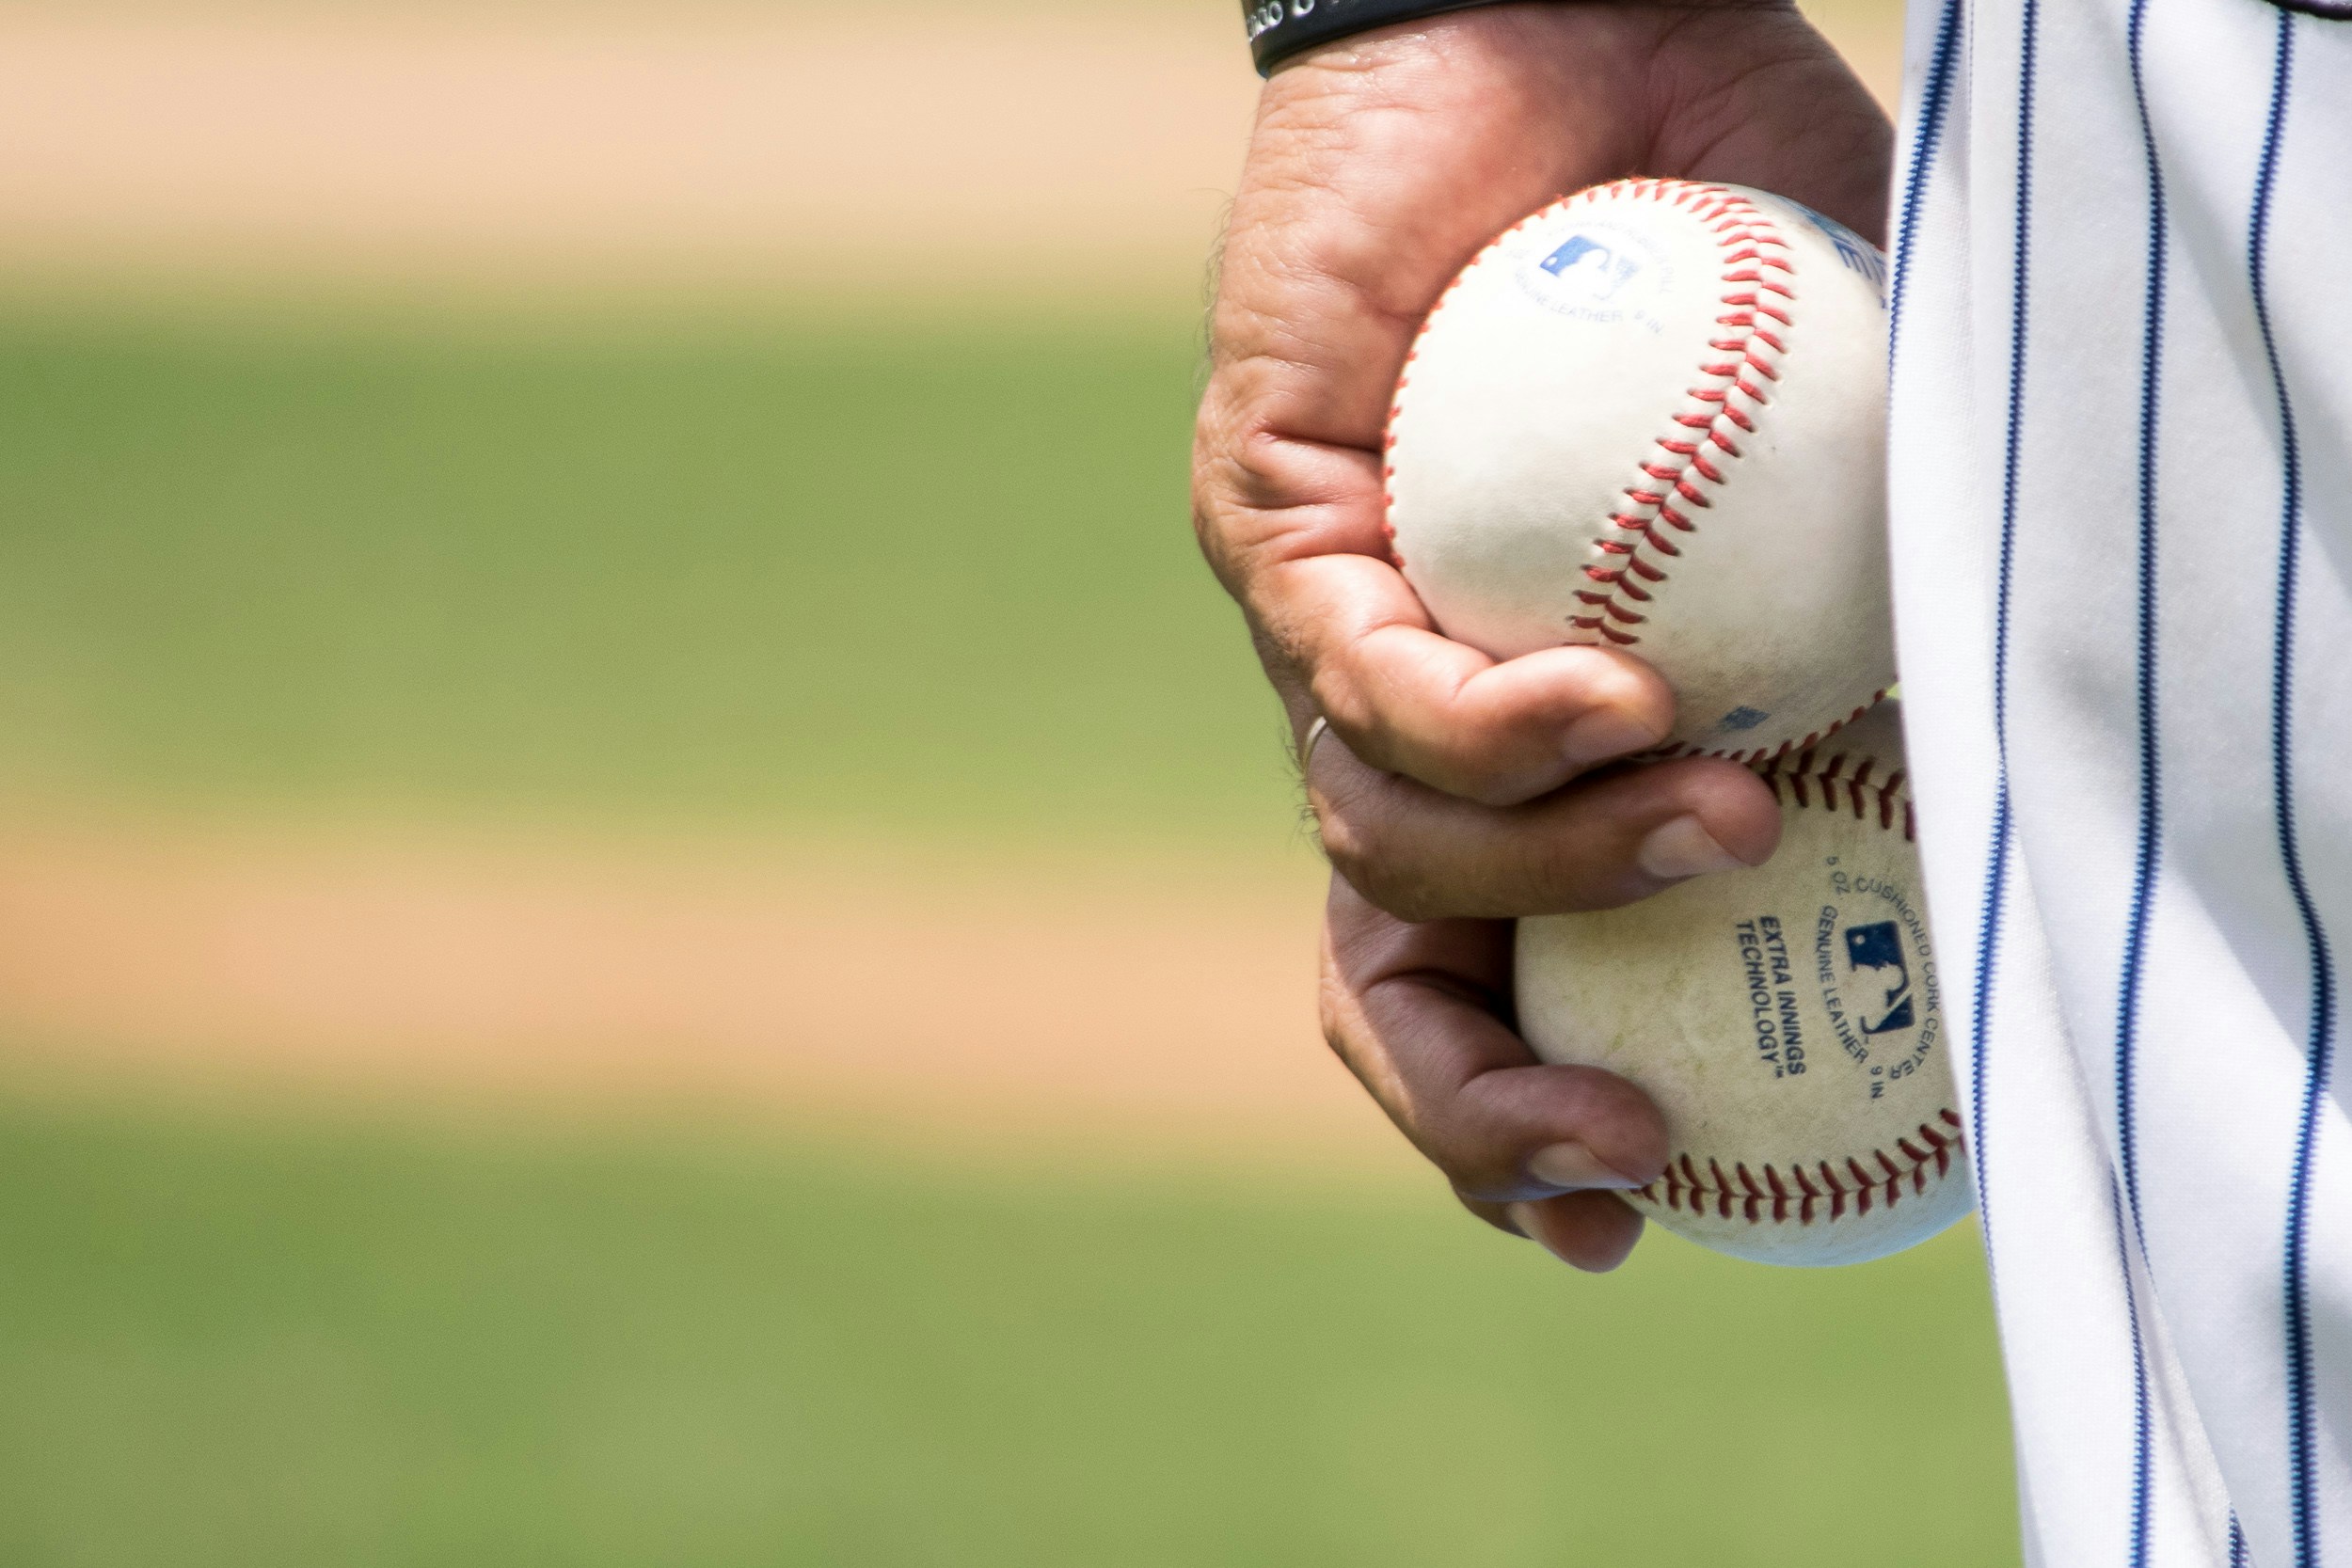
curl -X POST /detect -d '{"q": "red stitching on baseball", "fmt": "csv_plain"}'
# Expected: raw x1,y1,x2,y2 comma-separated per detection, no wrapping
1749,719,1914,838
1637,1109,1964,1227
1385,182,1834,668
1646,690,1894,769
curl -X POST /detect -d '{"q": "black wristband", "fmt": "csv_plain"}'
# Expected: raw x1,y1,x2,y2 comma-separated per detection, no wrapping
1246,0,1513,74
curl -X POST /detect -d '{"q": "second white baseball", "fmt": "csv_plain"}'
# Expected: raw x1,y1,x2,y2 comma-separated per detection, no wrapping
1384,179,1895,761
1516,702,1969,1266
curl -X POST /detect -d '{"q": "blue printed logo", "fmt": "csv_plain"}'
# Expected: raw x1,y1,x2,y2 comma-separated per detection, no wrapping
1844,920,1915,1035
1518,221,1668,325
1537,233,1642,302
1797,205,1888,293
1715,705,1771,733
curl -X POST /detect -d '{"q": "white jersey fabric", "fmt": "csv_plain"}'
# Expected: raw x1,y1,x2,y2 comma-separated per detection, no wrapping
1886,0,2352,1561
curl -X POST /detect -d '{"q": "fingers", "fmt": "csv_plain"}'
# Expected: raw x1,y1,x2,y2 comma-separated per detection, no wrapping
1311,729,1782,922
1320,880,1671,1209
1512,1194,1650,1273
1256,551,1677,803
1455,1191,1648,1272
1309,740,1776,1267
1317,881,1665,1273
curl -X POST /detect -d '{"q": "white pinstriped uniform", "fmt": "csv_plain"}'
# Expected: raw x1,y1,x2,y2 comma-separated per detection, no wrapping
1887,0,2352,1561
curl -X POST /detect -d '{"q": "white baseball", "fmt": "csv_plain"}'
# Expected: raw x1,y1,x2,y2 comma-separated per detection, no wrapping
1515,702,1968,1266
1384,179,1895,760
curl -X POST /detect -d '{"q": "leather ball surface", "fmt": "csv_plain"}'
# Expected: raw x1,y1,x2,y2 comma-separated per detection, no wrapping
1515,703,1970,1266
1385,180,1895,761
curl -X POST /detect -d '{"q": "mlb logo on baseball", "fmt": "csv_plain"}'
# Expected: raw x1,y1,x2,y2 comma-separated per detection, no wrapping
1514,221,1666,322
1843,920,1915,1036
1537,233,1640,299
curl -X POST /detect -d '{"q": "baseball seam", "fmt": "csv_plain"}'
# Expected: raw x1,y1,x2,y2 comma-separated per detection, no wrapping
1631,723,1959,1230
1755,731,1918,842
1641,1109,1964,1227
1564,181,1785,656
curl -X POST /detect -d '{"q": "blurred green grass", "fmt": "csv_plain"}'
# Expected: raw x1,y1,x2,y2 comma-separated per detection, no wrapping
0,1093,2013,1568
0,302,2016,1563
0,309,1290,847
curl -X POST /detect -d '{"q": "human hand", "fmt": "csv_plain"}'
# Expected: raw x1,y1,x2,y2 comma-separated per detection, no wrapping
1195,1,1893,1263
1320,875,1675,1268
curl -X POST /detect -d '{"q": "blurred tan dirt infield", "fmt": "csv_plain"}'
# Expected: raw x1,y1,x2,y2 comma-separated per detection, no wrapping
0,819,1404,1163
0,1,1898,303
0,4,1260,302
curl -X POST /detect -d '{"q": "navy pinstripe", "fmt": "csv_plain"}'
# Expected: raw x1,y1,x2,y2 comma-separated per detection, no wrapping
2114,5,2168,1552
1881,0,1982,1250
2114,0,2167,1239
1888,0,1964,375
2248,15,2337,1565
1970,0,2042,1275
2114,1178,2156,1568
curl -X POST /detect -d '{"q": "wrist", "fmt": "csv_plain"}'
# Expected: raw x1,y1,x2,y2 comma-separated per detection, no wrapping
1248,0,1796,76
1248,0,1509,75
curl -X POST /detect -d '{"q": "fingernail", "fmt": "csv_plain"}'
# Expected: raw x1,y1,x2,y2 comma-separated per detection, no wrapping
1528,1141,1646,1191
1562,706,1665,769
1636,814,1749,880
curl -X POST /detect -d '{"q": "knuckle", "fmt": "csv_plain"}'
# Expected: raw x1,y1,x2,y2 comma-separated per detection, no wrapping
1313,972,1351,1059
1312,774,1387,864
1304,666,1374,749
1307,696,1534,810
1190,504,1249,597
1319,800,1460,920
1314,802,1370,879
1323,826,1448,924
1188,465,1266,579
1421,1105,1533,1202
